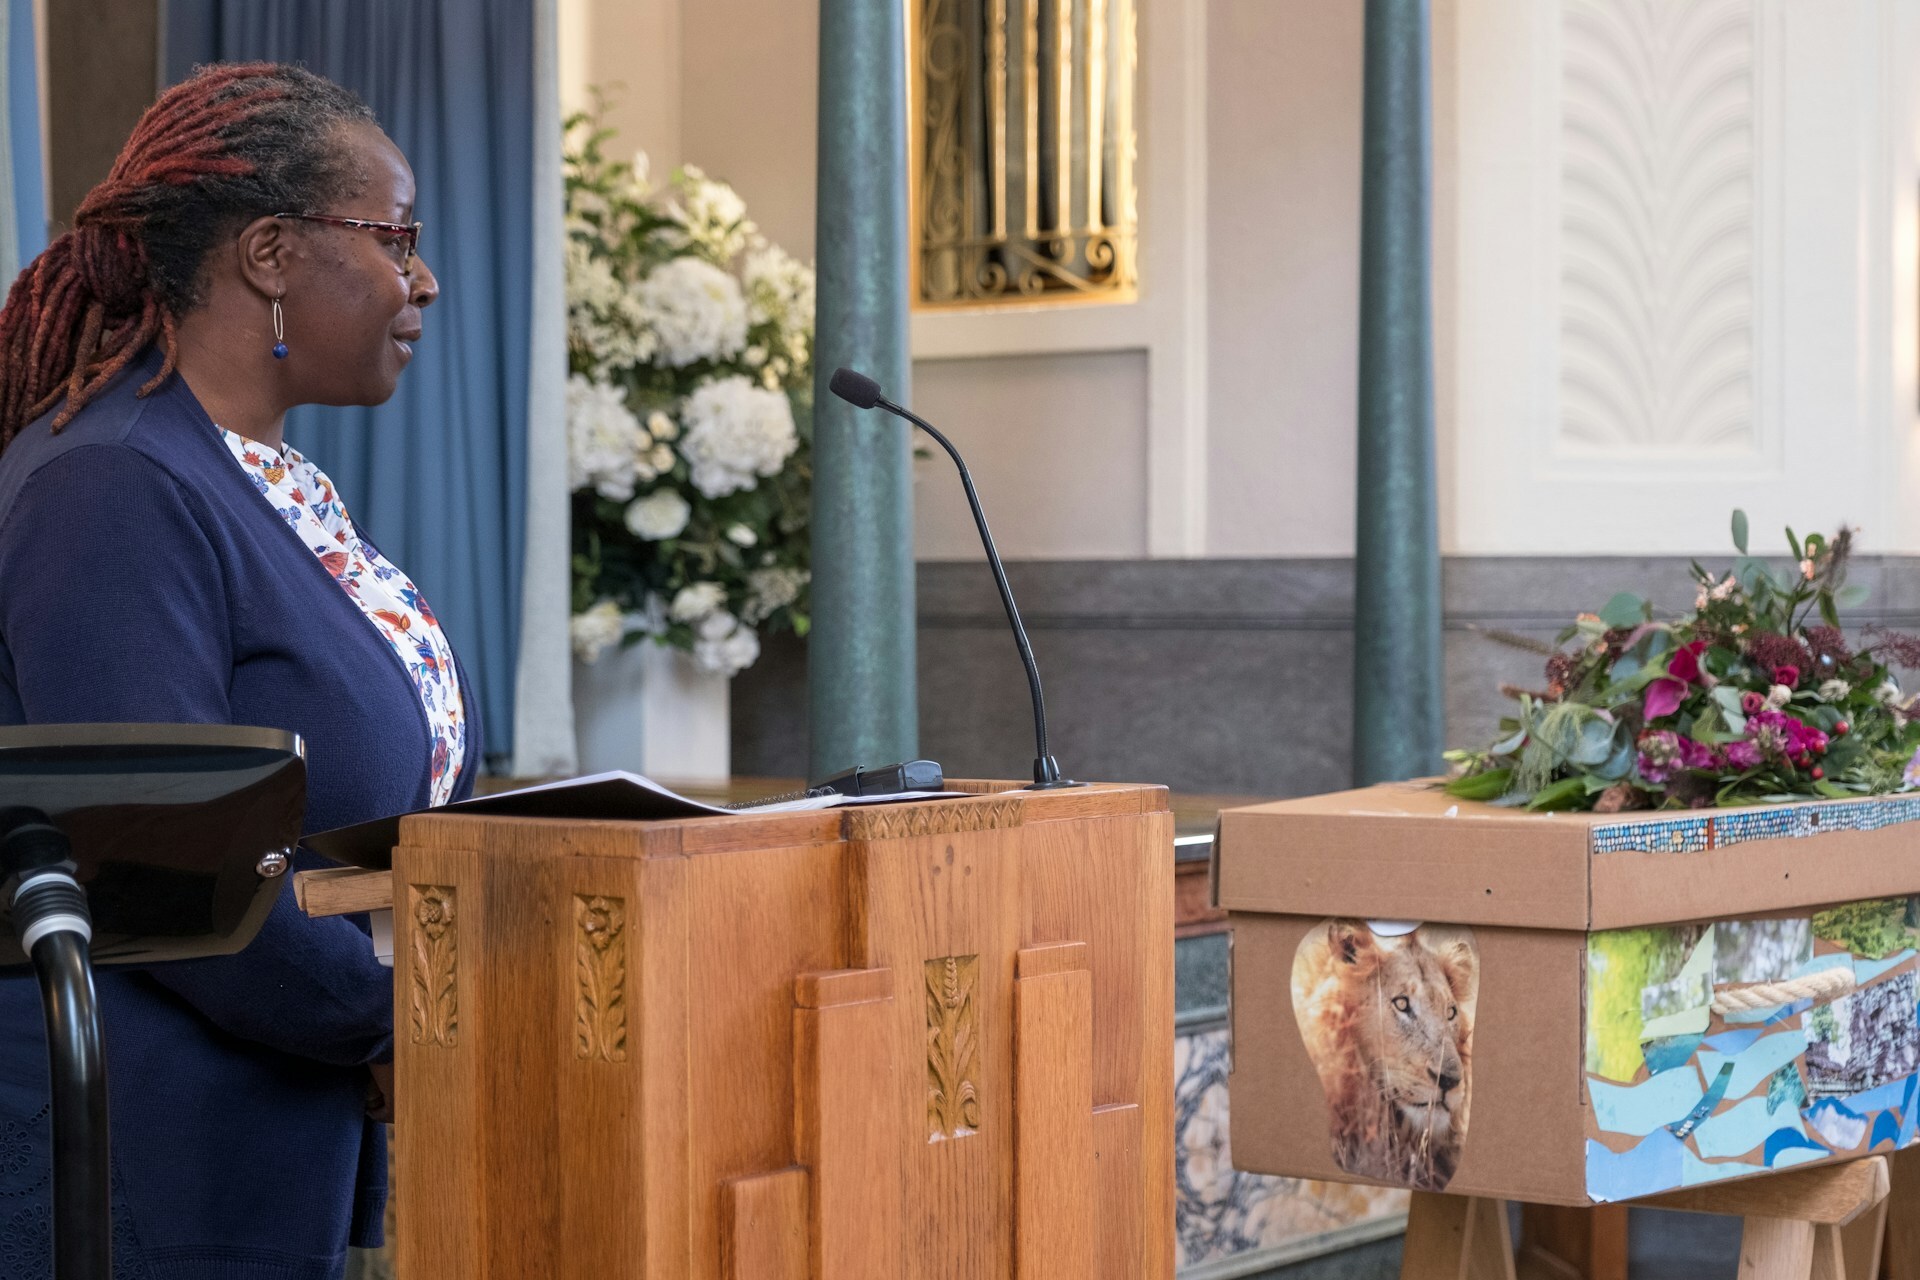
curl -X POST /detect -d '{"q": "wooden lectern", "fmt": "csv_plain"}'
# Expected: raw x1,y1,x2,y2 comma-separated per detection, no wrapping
379,781,1172,1279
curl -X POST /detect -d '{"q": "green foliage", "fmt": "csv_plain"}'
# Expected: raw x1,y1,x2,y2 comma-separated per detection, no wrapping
1586,928,1670,1081
1443,512,1920,812
1442,765,1511,801
1812,899,1915,961
1598,592,1648,629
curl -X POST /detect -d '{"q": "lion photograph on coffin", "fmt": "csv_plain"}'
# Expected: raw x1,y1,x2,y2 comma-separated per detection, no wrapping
1290,920,1482,1192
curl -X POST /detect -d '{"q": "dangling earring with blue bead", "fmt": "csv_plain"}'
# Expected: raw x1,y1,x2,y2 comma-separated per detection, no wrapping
271,296,288,360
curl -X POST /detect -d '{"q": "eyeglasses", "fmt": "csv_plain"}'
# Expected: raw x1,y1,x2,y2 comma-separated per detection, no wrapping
274,212,423,272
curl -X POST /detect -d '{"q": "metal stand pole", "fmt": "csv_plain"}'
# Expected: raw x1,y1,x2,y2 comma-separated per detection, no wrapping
3,810,109,1278
33,930,108,1278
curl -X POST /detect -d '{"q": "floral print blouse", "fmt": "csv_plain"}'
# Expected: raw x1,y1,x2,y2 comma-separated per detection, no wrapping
219,429,468,806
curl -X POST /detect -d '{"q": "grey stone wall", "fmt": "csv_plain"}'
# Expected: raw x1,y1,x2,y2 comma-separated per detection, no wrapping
731,557,1920,796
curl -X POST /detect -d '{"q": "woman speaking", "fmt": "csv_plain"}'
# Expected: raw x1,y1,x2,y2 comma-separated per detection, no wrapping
0,63,475,1278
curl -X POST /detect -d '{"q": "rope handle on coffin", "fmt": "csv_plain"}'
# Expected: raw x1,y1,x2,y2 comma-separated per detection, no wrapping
1710,966,1857,1015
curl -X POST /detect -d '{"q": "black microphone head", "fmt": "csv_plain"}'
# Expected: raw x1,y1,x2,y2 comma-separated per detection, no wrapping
829,367,884,409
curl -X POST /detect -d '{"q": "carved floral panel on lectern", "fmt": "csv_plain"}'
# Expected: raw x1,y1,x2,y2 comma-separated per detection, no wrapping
408,884,458,1048
574,894,629,1063
926,954,982,1139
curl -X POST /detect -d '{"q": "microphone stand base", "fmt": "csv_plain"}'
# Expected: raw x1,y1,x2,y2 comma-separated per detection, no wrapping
1024,778,1088,790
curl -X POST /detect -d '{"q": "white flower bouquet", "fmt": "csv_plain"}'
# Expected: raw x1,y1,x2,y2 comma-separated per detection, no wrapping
564,110,814,677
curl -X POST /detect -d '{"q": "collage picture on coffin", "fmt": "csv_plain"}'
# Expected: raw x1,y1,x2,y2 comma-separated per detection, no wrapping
1585,897,1920,1201
1290,919,1480,1193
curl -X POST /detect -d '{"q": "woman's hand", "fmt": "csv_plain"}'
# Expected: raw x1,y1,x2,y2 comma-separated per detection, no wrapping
366,1061,395,1124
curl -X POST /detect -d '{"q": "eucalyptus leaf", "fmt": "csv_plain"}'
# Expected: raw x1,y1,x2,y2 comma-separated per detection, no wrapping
1569,717,1617,766
1708,686,1749,736
1731,509,1749,554
1595,741,1633,781
1489,726,1529,756
1735,556,1775,594
1598,592,1648,629
1836,583,1871,609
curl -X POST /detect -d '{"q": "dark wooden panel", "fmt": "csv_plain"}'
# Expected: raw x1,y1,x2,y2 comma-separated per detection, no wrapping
46,0,159,229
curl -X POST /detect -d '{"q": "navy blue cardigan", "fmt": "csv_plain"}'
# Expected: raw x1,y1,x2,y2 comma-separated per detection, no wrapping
0,347,479,1280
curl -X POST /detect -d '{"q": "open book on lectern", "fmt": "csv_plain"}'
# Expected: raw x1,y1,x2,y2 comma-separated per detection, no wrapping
302,770,957,870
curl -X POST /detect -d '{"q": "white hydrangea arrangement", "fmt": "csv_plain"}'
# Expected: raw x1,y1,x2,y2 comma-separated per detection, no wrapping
564,110,814,677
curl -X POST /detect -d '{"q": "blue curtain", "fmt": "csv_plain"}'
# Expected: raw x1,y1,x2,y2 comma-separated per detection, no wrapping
2,0,46,274
164,1,534,766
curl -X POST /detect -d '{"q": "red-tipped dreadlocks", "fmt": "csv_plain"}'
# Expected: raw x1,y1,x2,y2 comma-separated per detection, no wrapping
0,62,374,453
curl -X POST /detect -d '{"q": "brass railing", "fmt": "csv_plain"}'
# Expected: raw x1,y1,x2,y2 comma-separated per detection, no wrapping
910,0,1139,308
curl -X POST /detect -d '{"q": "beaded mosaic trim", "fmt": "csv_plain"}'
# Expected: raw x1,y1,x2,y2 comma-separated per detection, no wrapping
1591,795,1920,855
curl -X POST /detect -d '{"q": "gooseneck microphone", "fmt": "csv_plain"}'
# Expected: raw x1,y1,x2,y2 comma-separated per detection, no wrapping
829,366,1083,790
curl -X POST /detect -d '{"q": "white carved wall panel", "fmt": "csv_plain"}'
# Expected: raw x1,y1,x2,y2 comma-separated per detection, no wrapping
1447,0,1912,554
1558,0,1756,456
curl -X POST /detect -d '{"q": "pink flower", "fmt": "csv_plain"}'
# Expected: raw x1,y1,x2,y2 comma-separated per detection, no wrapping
1724,740,1763,771
1636,730,1682,784
1669,641,1708,684
1773,664,1802,689
1678,737,1720,771
1644,640,1709,722
1745,710,1829,769
1636,731,1718,784
1644,679,1687,721
1740,691,1765,716
1643,729,1735,782
1906,746,1920,789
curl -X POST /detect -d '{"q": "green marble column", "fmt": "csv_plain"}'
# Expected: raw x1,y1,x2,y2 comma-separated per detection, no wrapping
1353,0,1444,786
808,0,918,777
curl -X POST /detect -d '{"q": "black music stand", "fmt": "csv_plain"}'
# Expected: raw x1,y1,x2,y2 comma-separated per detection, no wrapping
0,724,305,1279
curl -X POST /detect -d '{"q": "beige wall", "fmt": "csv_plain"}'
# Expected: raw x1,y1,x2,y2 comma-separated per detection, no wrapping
912,351,1150,560
680,0,819,260
558,0,682,176
1204,0,1363,557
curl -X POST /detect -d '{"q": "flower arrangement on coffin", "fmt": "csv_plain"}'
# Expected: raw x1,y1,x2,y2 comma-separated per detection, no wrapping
563,108,815,677
1445,512,1920,813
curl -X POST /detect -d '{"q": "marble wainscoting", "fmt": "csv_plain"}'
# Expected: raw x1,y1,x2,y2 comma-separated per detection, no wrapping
1173,1019,1408,1276
732,556,1920,794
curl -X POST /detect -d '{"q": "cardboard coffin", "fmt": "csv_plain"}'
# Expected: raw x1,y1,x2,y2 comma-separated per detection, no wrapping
1214,781,1920,1205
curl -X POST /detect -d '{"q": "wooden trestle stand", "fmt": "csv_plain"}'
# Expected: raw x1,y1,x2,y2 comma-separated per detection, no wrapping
302,781,1174,1279
1405,1155,1894,1280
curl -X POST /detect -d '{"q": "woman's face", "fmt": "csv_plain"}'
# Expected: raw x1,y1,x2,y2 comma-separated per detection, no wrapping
280,122,438,407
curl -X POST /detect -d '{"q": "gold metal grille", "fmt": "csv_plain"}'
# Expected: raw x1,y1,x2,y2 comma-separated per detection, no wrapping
909,0,1138,308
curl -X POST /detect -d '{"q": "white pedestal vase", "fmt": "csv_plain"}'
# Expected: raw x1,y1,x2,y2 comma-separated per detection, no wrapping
573,640,731,782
